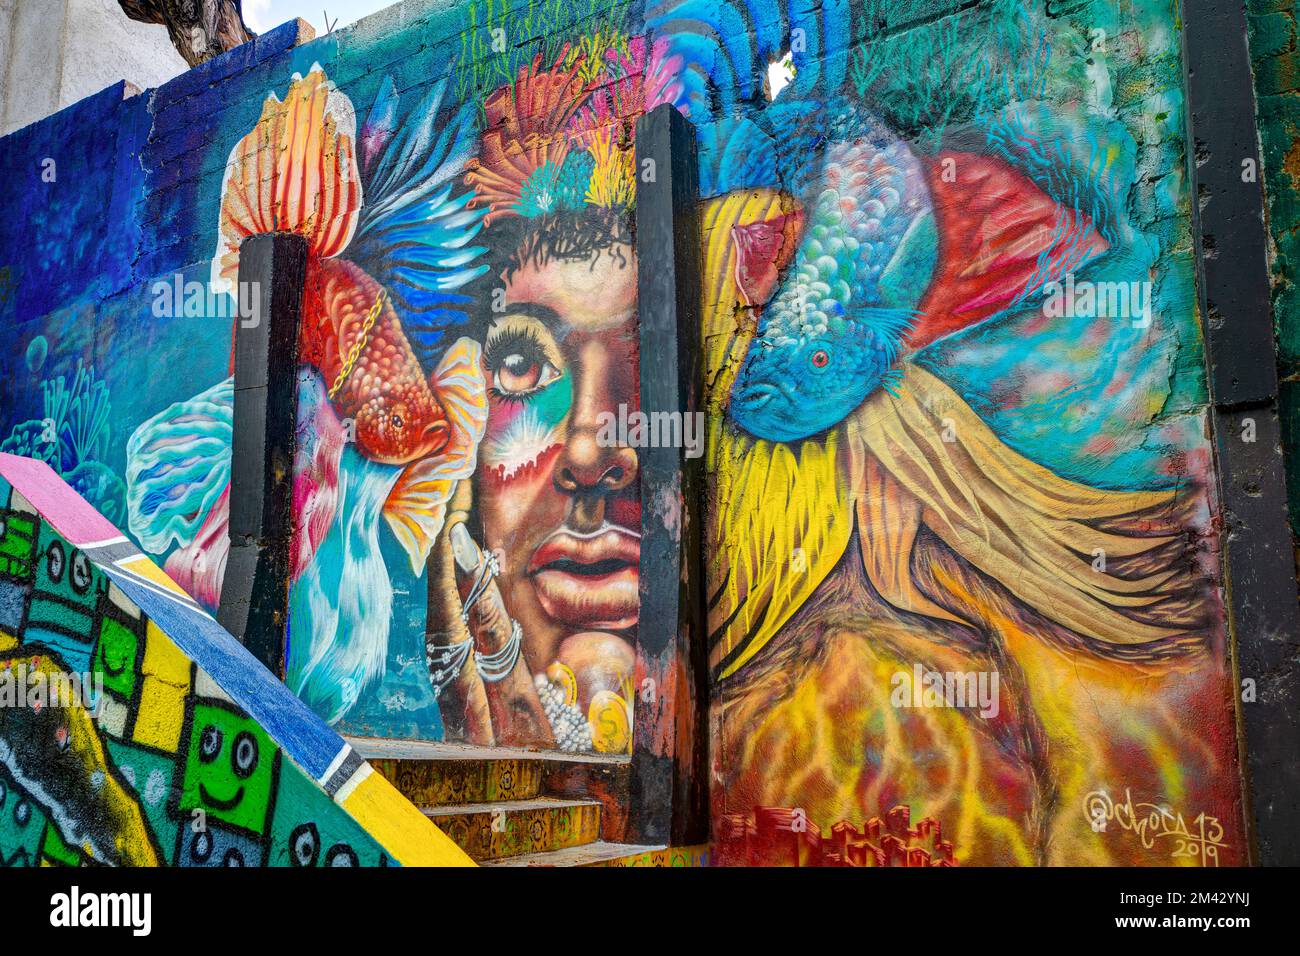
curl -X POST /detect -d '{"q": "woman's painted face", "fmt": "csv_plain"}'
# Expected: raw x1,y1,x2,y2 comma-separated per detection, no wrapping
477,241,640,678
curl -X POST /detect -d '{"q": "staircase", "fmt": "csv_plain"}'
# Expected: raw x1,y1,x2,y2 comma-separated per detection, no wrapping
348,738,666,866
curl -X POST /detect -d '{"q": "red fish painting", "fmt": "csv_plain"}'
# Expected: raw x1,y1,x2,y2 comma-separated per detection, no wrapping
129,66,490,725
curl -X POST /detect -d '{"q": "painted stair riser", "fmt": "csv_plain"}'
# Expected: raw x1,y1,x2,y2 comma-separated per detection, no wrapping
587,846,710,867
482,842,689,867
372,758,543,806
427,800,601,860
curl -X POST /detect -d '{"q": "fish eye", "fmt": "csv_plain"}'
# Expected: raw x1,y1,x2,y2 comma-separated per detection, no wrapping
811,349,830,369
390,412,404,429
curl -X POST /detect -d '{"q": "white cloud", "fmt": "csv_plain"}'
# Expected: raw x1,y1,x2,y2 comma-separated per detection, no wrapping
242,0,398,35
241,0,275,32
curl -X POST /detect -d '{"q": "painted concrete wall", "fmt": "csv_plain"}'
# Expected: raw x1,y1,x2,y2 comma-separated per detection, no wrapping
0,0,1257,865
0,0,187,136
1246,2,1300,537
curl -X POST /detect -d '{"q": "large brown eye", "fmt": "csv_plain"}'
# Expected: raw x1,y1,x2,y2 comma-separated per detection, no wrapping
497,353,543,393
484,320,562,398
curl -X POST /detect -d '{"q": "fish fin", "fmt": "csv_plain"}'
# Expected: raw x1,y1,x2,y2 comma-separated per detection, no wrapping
212,65,362,292
731,204,805,307
351,79,487,322
845,364,1202,648
906,151,1109,352
851,453,969,628
382,337,487,574
429,336,489,476
383,474,455,576
359,76,399,179
708,423,853,681
291,373,344,582
859,307,920,365
878,367,904,398
126,377,233,554
162,483,230,612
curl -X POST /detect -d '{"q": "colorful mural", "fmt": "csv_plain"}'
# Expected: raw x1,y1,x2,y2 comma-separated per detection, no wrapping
0,452,470,866
126,28,660,753
680,0,1246,865
0,0,1253,865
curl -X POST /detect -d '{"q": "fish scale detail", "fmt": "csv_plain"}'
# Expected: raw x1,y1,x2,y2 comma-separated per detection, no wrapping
730,109,936,442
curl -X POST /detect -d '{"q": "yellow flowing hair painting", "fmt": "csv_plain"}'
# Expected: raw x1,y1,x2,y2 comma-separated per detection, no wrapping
701,193,1241,866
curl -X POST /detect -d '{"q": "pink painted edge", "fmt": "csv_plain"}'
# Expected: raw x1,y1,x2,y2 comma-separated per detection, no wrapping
0,452,126,546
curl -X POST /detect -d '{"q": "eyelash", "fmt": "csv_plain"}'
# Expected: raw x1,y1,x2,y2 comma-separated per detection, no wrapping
483,326,558,404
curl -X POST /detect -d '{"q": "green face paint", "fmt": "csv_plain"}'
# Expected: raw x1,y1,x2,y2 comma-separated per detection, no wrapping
483,368,573,480
530,367,573,430
92,616,139,701
180,702,277,834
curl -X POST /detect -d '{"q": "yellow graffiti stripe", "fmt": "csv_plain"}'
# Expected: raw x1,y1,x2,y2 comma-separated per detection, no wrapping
703,191,856,679
116,554,192,599
339,768,476,867
24,654,162,866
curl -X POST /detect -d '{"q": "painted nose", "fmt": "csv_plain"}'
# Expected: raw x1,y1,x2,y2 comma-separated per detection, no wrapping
555,437,638,495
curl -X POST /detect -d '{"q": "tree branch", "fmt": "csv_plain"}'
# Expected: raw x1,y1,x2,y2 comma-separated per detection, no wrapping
118,0,256,68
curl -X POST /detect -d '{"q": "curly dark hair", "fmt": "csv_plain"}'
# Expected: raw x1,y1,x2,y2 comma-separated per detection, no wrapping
469,206,635,329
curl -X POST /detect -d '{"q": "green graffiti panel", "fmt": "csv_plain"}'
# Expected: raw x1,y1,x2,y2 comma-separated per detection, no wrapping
179,701,278,835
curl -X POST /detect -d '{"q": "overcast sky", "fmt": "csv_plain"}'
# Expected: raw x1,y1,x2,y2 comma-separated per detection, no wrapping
242,0,399,35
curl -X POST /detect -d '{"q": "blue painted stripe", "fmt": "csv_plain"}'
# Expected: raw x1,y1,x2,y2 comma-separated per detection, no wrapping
100,566,346,782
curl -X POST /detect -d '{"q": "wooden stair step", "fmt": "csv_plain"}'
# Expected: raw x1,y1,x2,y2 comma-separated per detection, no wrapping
422,797,603,861
345,736,629,765
480,841,669,867
370,756,544,806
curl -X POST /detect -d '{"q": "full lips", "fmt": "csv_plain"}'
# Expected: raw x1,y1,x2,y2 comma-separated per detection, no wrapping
528,526,641,630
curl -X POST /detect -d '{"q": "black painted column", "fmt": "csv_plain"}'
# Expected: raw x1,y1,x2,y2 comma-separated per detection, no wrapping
217,233,306,677
629,104,709,846
1181,0,1300,865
